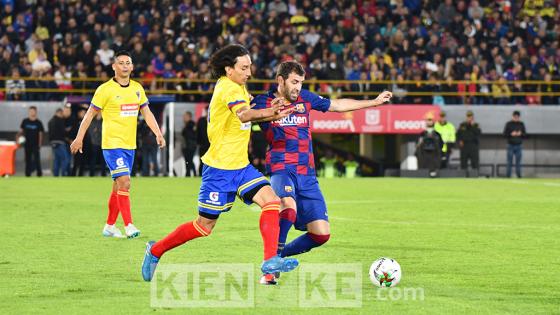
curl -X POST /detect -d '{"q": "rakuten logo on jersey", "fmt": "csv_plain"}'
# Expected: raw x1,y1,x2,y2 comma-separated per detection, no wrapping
393,120,426,131
312,119,355,132
273,115,308,126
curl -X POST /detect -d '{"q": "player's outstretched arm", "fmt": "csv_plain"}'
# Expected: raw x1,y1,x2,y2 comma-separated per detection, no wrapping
70,106,99,154
140,106,166,148
237,98,294,123
328,91,393,113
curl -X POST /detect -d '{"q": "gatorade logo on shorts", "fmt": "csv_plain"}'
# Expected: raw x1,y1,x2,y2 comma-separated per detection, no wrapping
209,192,219,202
116,157,125,168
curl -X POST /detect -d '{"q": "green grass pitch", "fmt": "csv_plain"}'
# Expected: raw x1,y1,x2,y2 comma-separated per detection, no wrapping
1,177,559,314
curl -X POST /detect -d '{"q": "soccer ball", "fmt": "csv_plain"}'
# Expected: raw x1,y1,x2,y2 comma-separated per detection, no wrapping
369,257,401,287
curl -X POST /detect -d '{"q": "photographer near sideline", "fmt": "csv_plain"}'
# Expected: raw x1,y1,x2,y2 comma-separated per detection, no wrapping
416,113,443,177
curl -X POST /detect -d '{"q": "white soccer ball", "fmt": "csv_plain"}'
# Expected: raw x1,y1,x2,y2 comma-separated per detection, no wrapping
369,257,401,287
17,136,26,145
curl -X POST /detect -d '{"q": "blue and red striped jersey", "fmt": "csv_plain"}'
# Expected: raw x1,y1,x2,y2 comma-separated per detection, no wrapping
251,89,331,176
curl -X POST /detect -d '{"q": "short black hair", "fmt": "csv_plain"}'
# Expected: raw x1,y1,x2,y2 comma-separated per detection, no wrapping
513,110,521,116
276,61,306,80
209,44,250,78
114,50,132,62
29,106,37,111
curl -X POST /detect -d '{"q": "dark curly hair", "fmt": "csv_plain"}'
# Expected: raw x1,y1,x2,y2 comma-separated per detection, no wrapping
276,61,306,80
209,44,250,79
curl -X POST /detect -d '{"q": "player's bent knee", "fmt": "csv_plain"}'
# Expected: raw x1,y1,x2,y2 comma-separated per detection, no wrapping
196,215,217,233
116,176,131,191
252,185,280,206
309,233,330,245
280,197,297,210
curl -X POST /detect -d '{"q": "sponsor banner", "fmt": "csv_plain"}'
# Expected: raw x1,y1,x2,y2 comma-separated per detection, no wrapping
310,105,440,134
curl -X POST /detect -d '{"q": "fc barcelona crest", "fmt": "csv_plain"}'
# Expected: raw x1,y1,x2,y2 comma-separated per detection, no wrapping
136,91,141,100
295,103,306,113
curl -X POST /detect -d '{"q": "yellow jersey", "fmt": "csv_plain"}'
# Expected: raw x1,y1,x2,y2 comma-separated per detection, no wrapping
90,78,148,149
201,76,252,170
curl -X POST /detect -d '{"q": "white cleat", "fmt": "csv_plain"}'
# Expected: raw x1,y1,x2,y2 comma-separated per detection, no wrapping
125,224,141,239
102,224,125,238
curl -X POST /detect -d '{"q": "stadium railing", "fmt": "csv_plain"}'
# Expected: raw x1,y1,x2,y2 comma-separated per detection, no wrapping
1,77,560,98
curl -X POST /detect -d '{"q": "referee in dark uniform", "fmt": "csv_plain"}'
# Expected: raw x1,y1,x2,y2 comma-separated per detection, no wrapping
456,110,481,171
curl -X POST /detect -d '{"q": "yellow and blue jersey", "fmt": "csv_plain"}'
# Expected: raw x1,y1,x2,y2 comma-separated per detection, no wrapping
201,76,252,170
90,78,149,149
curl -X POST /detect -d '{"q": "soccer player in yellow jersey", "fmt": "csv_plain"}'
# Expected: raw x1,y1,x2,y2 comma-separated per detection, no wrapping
70,51,165,239
142,44,298,284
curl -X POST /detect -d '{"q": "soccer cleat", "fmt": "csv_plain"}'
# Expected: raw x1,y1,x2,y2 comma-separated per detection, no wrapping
259,273,277,285
261,255,299,274
125,224,140,238
102,224,124,238
142,241,159,281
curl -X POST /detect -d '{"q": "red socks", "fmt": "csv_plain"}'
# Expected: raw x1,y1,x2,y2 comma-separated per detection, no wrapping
117,190,132,226
279,208,296,222
106,191,119,225
308,233,331,245
151,221,211,258
260,201,281,260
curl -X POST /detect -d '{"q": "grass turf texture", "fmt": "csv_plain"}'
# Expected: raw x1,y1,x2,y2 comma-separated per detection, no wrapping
0,178,559,314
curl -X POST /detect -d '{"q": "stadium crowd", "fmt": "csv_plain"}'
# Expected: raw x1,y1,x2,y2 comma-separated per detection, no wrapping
1,0,559,105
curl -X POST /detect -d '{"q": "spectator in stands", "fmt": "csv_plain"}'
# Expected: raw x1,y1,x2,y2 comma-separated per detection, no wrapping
503,111,527,178
268,0,288,15
181,111,197,177
31,51,52,75
5,67,25,100
16,106,44,177
540,73,559,105
492,76,512,105
0,0,558,105
96,40,115,68
0,49,13,76
456,110,481,172
48,108,68,176
54,64,72,90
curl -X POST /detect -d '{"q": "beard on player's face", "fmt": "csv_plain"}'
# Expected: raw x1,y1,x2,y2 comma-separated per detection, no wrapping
282,82,299,103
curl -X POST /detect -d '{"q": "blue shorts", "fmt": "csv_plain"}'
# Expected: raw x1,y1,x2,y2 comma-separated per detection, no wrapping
270,171,328,231
198,164,270,218
103,149,135,180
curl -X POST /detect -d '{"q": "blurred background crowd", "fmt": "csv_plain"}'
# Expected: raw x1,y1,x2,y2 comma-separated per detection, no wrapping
0,0,559,105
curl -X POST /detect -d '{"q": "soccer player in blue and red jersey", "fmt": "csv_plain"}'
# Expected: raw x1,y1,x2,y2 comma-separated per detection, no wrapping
252,61,392,284
142,45,298,284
